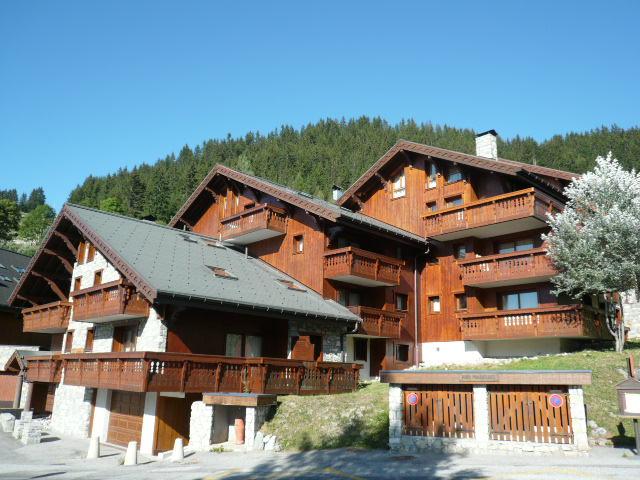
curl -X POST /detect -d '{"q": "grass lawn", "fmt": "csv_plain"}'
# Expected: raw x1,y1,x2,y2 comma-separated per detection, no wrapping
261,341,640,450
261,381,389,451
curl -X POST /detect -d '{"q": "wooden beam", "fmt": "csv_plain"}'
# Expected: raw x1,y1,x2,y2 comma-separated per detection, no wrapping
374,172,388,186
204,186,217,199
53,231,78,257
16,294,36,307
31,271,67,301
400,149,415,167
351,193,364,209
43,248,73,274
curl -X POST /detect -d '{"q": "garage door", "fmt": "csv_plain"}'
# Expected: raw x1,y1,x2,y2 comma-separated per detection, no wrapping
108,391,145,446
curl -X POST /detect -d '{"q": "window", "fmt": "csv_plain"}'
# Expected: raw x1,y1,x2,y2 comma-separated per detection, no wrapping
84,329,94,353
354,338,368,362
64,331,74,353
74,277,82,291
245,335,263,358
113,325,137,352
446,196,463,207
396,246,404,260
396,293,409,311
338,289,360,307
395,344,409,363
502,290,539,310
426,201,437,212
225,333,243,357
77,242,86,264
293,235,304,254
447,165,463,183
392,172,406,198
93,270,103,286
426,162,438,189
453,244,467,260
87,244,96,263
429,296,441,313
455,293,468,311
497,238,535,254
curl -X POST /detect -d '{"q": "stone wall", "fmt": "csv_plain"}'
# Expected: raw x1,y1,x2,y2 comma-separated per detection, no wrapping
622,290,640,339
136,308,168,352
288,318,345,362
189,401,215,451
388,383,589,455
245,405,271,449
49,383,94,438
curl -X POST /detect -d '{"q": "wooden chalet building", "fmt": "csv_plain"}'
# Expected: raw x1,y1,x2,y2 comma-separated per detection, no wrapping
8,130,609,453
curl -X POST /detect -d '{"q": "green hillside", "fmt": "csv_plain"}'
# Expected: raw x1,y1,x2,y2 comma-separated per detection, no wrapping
67,118,640,223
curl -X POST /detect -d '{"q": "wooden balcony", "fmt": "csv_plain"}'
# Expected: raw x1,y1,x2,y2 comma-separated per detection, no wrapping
220,204,288,244
348,306,404,339
457,248,556,288
422,188,563,241
459,305,609,341
323,247,404,287
24,354,63,383
24,352,360,395
22,301,72,333
70,279,149,323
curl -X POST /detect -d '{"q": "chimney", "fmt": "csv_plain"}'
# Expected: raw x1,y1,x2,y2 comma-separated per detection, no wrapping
332,184,343,201
475,129,498,160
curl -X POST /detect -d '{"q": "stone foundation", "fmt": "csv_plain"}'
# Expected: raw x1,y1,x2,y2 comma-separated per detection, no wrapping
50,384,94,438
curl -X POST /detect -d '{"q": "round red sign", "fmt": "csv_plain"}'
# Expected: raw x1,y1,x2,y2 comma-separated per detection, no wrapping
549,393,564,408
407,393,419,406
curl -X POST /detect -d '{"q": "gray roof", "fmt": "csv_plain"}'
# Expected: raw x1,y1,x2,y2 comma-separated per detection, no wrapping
66,204,359,323
0,248,30,308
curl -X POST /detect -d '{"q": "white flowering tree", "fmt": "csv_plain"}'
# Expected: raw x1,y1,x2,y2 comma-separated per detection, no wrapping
544,153,640,352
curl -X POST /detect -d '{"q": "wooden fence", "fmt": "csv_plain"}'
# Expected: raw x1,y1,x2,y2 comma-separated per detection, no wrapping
488,385,573,444
402,386,475,438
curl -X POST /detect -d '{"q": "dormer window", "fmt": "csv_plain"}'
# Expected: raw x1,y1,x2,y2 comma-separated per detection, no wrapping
392,171,406,198
447,165,463,183
427,162,438,189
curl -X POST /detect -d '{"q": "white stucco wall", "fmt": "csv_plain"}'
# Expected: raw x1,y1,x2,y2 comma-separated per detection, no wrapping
344,336,372,380
90,388,112,441
140,393,158,455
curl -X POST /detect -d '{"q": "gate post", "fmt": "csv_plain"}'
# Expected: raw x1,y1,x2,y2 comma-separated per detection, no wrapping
388,384,403,450
472,385,489,445
568,386,589,451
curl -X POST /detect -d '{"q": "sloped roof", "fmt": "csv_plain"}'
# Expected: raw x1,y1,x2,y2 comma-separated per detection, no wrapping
337,140,578,206
169,165,426,245
0,248,30,308
40,205,359,323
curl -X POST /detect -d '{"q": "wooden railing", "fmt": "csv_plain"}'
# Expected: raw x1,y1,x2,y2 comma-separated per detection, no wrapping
457,248,556,286
220,204,288,240
423,188,563,237
25,352,361,395
70,279,149,322
348,306,404,338
22,301,72,333
459,305,608,341
25,354,63,383
323,247,404,286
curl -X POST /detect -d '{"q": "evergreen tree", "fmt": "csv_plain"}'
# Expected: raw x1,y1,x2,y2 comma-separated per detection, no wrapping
24,187,46,212
0,199,21,242
18,204,56,243
129,171,146,218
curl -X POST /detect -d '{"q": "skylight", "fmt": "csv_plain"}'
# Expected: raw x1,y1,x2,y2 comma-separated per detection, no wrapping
11,266,26,273
277,279,306,292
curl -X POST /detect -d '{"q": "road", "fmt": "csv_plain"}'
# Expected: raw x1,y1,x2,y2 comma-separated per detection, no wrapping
0,432,639,479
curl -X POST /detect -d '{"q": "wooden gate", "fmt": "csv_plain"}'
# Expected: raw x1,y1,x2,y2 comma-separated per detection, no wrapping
403,385,474,438
108,391,145,446
488,385,572,444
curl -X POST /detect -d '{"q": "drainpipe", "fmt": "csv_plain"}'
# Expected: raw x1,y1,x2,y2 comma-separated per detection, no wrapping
413,246,430,368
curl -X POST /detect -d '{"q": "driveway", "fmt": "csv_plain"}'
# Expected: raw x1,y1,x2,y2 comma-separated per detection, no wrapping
0,432,639,479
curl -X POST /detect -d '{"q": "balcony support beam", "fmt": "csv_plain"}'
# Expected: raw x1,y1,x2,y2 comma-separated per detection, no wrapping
53,231,78,257
43,248,73,274
32,271,67,301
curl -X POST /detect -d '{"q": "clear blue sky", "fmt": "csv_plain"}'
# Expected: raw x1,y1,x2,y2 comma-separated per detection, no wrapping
1,1,638,210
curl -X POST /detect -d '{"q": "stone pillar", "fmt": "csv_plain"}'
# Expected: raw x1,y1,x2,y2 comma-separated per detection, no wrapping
472,386,489,444
140,393,158,455
12,372,24,409
189,401,215,451
50,384,94,438
245,405,271,449
388,384,403,450
22,381,34,412
91,389,112,440
568,386,589,451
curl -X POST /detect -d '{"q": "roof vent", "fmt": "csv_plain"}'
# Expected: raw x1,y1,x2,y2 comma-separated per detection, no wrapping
332,185,344,201
277,279,306,292
207,266,238,280
475,129,498,160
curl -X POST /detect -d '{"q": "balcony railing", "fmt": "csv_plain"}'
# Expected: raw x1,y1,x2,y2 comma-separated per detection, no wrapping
22,301,72,333
422,188,563,241
70,279,149,323
348,306,404,338
25,352,361,395
24,354,63,383
459,305,609,341
323,247,404,287
457,248,556,288
220,204,288,244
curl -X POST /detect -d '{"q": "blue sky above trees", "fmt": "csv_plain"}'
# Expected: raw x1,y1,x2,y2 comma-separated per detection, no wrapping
1,0,638,210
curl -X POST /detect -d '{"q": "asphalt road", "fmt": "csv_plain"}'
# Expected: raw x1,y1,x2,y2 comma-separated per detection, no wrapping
1,432,639,479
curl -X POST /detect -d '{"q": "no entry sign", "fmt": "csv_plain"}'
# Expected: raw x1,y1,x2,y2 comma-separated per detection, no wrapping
407,393,419,406
549,393,564,408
